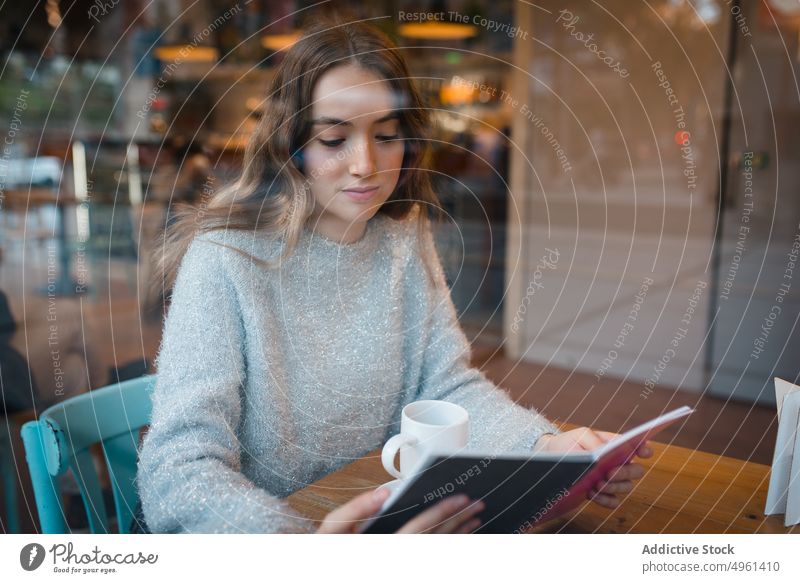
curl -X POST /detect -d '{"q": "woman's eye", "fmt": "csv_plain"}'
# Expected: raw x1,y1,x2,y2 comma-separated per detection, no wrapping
318,135,399,148
319,138,345,148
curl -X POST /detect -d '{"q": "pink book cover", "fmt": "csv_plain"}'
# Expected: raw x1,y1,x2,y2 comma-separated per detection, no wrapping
532,406,694,525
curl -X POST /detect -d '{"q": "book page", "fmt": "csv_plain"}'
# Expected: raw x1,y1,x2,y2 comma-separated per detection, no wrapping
533,406,694,524
594,406,694,459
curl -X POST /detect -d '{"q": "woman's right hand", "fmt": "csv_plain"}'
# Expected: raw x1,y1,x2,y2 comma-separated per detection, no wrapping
317,487,484,534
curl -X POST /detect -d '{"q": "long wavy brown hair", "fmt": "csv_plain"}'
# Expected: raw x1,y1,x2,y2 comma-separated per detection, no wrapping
156,16,442,294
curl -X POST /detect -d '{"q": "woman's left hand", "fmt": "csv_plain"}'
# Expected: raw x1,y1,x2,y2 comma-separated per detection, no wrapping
533,428,653,509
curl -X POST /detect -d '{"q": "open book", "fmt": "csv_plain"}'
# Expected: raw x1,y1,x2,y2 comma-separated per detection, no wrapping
361,406,694,533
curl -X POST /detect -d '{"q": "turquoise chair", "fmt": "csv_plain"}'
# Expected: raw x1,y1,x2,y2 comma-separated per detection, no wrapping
21,375,156,533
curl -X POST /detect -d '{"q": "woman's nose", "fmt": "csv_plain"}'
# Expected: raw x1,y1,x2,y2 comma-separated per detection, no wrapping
348,138,377,177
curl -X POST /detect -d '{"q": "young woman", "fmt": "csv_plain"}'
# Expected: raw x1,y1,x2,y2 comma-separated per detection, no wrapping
136,17,650,534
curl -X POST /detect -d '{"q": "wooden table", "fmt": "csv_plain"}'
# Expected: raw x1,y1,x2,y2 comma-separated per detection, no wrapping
287,439,799,533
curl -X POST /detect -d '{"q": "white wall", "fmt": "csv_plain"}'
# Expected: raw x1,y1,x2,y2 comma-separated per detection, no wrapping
504,0,727,393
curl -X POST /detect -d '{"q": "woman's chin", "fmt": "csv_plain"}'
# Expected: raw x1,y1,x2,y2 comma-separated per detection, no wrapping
338,205,380,226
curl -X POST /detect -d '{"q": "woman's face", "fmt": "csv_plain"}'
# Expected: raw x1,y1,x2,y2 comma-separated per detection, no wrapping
302,64,405,243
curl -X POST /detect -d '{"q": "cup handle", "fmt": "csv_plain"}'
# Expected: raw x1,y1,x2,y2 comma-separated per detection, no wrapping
381,434,418,479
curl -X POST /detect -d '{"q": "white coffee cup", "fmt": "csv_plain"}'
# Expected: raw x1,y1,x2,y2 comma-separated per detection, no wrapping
381,400,469,480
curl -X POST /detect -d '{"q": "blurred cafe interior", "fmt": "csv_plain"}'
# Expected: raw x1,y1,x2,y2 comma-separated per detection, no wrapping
0,0,798,533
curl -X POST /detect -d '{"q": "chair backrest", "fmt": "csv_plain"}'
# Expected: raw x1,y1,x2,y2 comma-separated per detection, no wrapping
21,375,156,533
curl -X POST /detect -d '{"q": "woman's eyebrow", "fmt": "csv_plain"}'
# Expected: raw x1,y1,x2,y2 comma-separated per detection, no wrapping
311,112,399,126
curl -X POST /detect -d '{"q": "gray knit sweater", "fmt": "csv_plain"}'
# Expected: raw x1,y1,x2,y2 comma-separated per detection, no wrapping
136,211,559,533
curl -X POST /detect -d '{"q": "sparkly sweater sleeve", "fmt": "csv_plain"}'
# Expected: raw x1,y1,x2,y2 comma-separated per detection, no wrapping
136,237,313,533
413,224,560,453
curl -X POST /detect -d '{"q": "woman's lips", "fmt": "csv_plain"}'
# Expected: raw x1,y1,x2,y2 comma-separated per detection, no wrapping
341,186,379,201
